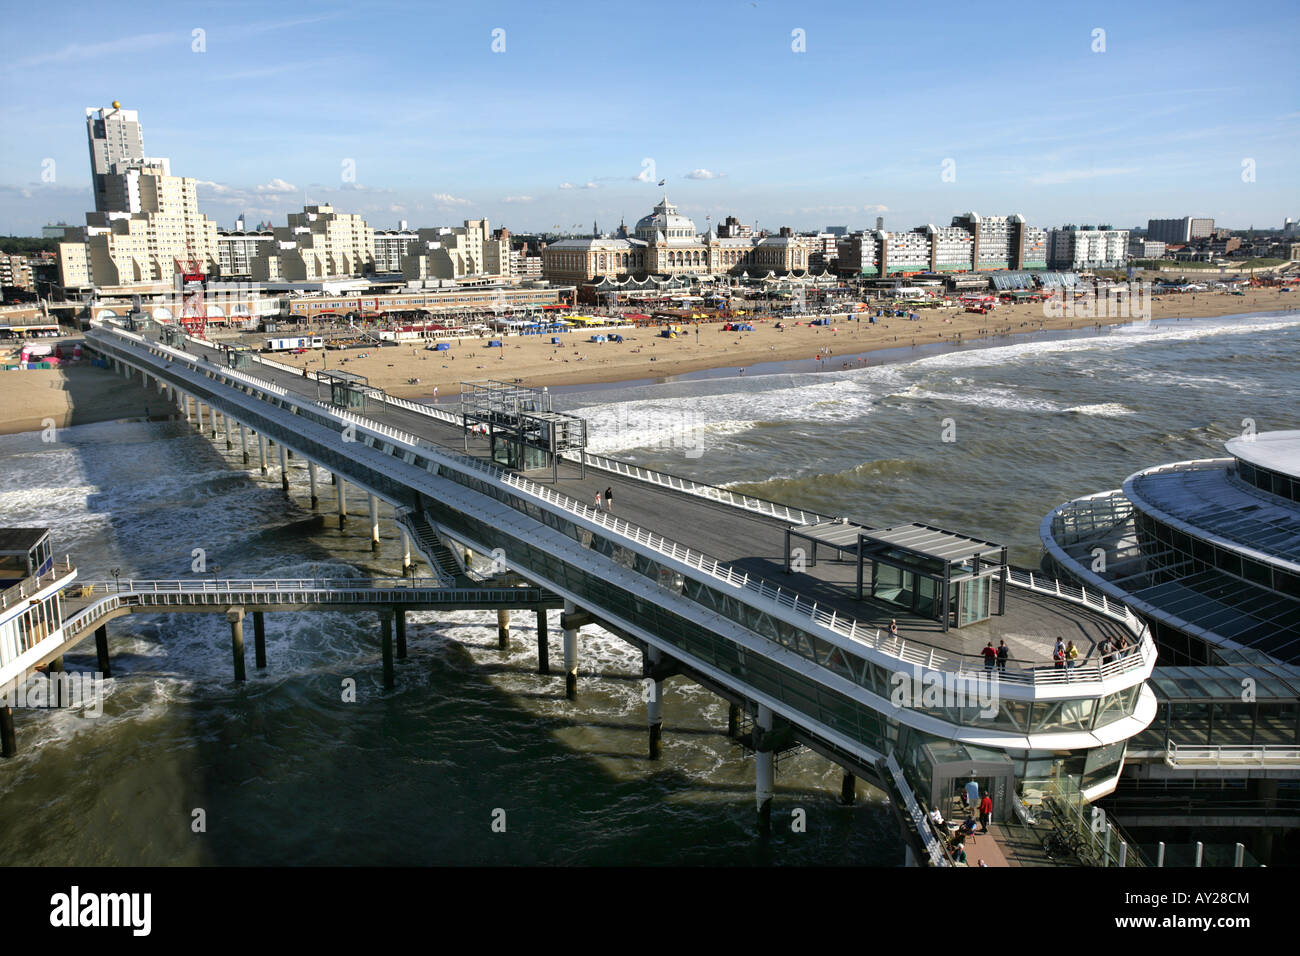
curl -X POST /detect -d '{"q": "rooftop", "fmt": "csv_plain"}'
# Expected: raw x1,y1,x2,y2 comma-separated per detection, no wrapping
1226,429,1300,479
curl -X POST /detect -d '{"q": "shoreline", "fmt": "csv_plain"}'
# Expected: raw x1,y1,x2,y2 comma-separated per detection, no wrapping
241,288,1298,403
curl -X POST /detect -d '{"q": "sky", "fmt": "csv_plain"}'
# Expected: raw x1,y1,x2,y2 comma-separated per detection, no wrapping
1,0,1297,236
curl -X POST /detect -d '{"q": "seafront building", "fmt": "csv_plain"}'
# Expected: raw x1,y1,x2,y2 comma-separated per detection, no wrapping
1041,431,1300,863
836,214,1049,278
250,204,375,281
1147,217,1215,245
1046,226,1130,270
540,197,810,286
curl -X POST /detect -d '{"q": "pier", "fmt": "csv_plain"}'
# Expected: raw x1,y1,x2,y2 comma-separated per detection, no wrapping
0,319,1163,863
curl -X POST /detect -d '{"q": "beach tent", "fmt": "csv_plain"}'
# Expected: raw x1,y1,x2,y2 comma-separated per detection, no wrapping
433,342,450,351
487,340,503,348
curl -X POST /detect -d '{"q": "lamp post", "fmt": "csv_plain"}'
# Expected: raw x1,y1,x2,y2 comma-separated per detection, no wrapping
111,567,121,593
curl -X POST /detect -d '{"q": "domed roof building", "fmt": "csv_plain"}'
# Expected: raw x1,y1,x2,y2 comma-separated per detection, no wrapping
634,197,698,244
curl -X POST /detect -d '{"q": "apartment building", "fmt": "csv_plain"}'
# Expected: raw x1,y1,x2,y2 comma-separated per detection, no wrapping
401,219,510,281
216,231,276,277
251,205,375,281
1047,226,1130,270
1146,217,1215,245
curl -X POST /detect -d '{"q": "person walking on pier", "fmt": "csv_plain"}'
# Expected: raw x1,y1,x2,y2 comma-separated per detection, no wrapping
594,491,604,512
604,486,614,512
1065,640,1079,671
888,619,898,642
1053,637,1065,670
982,641,997,672
979,792,993,832
996,639,1008,673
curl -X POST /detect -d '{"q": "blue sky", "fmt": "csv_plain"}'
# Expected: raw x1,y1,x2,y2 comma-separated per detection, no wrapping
1,0,1297,235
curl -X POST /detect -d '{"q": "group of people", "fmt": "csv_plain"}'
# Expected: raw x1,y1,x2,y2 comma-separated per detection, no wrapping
981,640,1010,672
593,487,615,512
928,780,994,866
1052,638,1080,670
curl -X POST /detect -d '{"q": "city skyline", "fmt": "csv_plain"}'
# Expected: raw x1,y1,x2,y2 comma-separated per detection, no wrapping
1,0,1298,236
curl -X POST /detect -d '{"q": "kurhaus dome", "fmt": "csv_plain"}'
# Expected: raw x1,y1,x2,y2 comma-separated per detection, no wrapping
634,197,697,244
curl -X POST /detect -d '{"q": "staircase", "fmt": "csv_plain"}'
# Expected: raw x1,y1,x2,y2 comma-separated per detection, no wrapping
398,510,473,587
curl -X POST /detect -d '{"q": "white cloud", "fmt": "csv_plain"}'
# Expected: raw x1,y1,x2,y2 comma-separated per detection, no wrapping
558,182,575,190
196,180,234,195
1029,167,1139,186
685,169,721,180
389,203,407,213
863,204,888,213
432,192,472,206
502,195,534,203
583,182,598,190
5,31,179,70
256,178,297,193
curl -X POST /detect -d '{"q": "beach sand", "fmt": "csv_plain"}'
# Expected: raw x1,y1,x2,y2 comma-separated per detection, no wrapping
234,288,1298,400
0,360,163,436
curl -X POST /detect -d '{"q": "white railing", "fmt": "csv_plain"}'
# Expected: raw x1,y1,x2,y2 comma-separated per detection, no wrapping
92,323,1156,690
885,752,949,867
573,451,837,526
380,393,466,427
1165,741,1300,769
0,565,75,611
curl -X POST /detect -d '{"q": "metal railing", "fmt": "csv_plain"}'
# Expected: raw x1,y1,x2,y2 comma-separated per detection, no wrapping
92,323,1156,689
573,451,837,526
1165,740,1300,768
0,564,75,611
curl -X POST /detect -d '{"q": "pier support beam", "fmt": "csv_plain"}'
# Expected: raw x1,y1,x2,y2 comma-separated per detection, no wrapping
536,609,549,674
257,433,267,475
840,771,856,805
48,656,65,707
497,609,510,651
755,704,774,835
400,527,412,575
240,423,249,464
308,461,318,509
228,608,246,682
253,611,266,669
395,609,407,660
336,479,347,529
646,647,663,760
369,494,380,551
279,444,290,496
197,401,205,432
380,610,394,690
727,702,741,738
223,412,233,449
0,706,14,758
562,600,579,701
95,624,111,678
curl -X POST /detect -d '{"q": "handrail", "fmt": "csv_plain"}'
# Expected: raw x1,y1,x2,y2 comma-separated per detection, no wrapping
1165,740,1300,768
572,450,838,526
89,324,1156,690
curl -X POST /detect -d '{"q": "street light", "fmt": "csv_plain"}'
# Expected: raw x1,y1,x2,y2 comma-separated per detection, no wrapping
111,567,121,593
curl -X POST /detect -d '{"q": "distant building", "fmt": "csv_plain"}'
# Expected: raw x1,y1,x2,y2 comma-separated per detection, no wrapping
85,105,145,213
41,223,72,240
1047,226,1129,270
824,226,848,236
401,219,510,281
372,229,420,273
836,212,1046,277
1147,217,1214,245
0,254,35,291
1129,238,1167,259
542,197,807,284
216,231,275,278
251,205,375,281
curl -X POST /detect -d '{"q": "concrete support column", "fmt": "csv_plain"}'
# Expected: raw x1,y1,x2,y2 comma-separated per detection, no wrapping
535,609,549,674
253,611,266,669
47,656,65,707
380,610,394,689
240,423,249,464
562,599,579,701
95,624,111,678
279,444,290,496
840,771,856,805
755,703,774,835
336,479,347,529
257,433,267,475
197,402,206,433
308,461,319,509
369,494,380,552
727,702,741,738
228,608,246,682
223,412,233,449
497,608,510,651
395,609,407,659
647,647,663,761
0,706,14,758
400,527,412,575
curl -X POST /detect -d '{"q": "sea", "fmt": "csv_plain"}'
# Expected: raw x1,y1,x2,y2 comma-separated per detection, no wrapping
0,310,1295,865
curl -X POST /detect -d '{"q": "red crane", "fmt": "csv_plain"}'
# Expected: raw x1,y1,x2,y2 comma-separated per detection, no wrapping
177,245,207,338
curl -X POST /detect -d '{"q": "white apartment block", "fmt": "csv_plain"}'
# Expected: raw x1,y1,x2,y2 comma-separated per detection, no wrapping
402,219,510,281
1047,227,1130,270
216,232,276,277
373,230,421,273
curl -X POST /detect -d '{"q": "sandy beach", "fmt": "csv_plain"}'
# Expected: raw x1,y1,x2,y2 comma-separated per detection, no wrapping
229,288,1298,399
0,360,161,436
